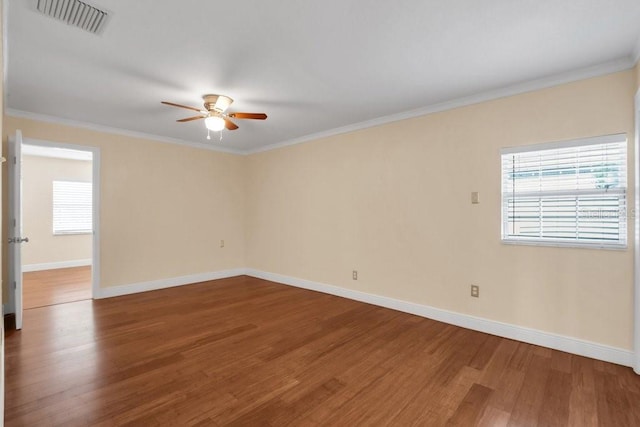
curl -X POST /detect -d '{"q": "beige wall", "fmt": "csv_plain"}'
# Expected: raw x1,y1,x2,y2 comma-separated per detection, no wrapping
1,68,636,352
21,155,92,266
246,70,636,350
3,117,246,293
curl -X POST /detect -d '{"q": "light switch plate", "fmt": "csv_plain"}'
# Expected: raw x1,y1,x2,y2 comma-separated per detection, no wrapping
471,192,480,204
471,285,479,297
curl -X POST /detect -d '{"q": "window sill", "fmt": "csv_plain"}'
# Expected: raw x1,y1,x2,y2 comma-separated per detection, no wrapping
501,238,627,251
53,231,93,236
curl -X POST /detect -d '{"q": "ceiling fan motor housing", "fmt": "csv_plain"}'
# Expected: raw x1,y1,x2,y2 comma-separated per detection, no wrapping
203,94,233,113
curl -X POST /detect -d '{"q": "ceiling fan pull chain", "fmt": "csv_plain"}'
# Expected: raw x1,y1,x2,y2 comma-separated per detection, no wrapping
219,131,223,142
207,129,211,140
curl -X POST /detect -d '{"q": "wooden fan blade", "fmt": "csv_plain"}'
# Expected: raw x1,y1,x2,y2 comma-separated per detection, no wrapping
224,118,239,130
161,101,203,113
177,115,206,122
228,112,267,120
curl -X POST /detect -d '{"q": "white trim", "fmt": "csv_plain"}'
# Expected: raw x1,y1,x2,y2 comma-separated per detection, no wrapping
500,133,627,154
23,259,91,272
634,89,640,374
94,268,247,299
246,58,635,155
3,58,635,157
20,137,102,301
245,269,634,367
5,109,244,155
501,239,627,251
87,266,634,366
632,37,640,65
91,146,101,300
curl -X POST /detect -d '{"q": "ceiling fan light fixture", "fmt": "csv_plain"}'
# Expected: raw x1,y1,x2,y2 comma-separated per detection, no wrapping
203,94,233,113
205,115,226,132
162,94,266,135
214,95,232,112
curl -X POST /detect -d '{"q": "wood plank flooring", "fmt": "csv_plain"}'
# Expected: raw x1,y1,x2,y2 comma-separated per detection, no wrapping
23,266,92,309
4,275,640,426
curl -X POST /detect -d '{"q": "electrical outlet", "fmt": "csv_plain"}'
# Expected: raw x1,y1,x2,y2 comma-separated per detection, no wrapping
220,240,225,248
471,285,479,298
352,270,358,280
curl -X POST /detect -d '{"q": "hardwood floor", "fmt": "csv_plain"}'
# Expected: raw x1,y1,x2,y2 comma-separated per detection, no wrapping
4,275,640,426
23,266,92,309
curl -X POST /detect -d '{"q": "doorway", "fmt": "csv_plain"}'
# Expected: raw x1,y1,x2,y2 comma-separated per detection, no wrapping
18,138,100,311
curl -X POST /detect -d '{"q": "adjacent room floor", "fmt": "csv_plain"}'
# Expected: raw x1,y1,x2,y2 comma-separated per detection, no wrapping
22,266,91,309
4,275,640,425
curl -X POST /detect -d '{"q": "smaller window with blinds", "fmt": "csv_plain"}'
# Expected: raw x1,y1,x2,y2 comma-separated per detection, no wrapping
52,180,93,235
501,134,627,249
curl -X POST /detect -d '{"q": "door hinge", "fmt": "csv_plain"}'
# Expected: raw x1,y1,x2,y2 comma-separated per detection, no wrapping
13,218,16,227
13,156,16,165
13,281,16,289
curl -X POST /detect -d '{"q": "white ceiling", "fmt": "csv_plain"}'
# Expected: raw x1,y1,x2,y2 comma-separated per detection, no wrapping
6,0,640,154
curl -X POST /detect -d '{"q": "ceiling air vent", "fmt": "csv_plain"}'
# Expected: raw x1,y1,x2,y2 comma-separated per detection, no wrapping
36,0,109,34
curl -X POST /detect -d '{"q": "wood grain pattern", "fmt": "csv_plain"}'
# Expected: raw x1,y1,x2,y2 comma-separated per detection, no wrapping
22,266,92,309
4,275,640,426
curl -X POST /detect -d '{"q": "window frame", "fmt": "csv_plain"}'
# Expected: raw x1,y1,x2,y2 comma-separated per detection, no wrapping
500,134,628,250
52,180,93,236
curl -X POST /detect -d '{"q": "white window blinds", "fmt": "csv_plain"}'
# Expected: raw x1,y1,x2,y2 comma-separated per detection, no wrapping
501,134,627,249
53,180,93,235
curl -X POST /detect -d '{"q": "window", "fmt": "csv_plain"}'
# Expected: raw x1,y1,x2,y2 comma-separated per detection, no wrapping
501,134,627,249
53,180,92,235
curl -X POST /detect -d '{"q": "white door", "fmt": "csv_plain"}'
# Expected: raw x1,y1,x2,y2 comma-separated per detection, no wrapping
8,130,27,330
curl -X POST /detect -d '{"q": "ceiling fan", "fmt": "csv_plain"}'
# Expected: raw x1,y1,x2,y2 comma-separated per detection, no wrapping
161,94,267,137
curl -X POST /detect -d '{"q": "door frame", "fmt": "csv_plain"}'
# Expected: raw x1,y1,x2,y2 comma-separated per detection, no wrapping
19,137,101,301
634,88,640,375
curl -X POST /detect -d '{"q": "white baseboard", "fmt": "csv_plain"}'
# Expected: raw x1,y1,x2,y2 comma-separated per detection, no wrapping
23,259,92,272
245,269,634,368
95,268,248,299
89,266,634,368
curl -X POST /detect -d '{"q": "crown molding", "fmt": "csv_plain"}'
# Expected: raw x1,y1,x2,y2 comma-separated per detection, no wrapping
246,56,635,155
5,56,634,157
4,108,245,155
633,35,640,66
